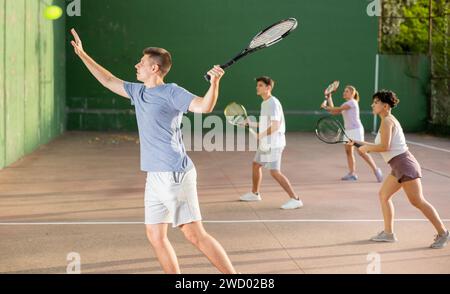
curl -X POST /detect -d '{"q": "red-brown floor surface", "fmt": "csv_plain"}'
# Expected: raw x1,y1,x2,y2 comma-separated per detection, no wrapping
1,132,449,274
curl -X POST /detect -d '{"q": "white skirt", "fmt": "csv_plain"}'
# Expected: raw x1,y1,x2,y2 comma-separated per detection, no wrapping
345,127,364,142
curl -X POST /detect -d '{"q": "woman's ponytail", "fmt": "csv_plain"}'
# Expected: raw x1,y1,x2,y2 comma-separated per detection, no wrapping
347,85,360,102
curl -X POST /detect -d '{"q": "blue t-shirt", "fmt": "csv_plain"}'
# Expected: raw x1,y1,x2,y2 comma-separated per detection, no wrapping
124,82,195,172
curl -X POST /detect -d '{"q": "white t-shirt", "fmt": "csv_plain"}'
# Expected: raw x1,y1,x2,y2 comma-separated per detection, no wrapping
341,99,363,130
259,96,286,148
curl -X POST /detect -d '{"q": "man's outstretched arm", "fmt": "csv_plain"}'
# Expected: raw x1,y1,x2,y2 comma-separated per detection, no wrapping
188,66,224,113
70,28,129,99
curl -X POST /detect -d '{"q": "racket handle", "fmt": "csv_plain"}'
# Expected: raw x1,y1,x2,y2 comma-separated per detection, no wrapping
353,142,362,148
203,62,234,82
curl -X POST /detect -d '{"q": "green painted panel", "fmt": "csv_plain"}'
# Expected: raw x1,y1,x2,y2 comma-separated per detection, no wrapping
38,0,53,144
5,0,25,166
24,0,40,154
53,0,66,136
66,0,378,131
66,112,82,131
0,0,66,169
378,55,430,132
0,0,5,168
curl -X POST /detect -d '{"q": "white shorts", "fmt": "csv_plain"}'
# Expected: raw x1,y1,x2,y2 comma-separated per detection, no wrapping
254,147,284,170
345,127,364,142
144,168,202,227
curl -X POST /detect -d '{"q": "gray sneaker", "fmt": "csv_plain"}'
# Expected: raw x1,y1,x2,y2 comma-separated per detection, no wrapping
430,231,450,249
374,168,383,183
370,231,398,242
341,173,358,181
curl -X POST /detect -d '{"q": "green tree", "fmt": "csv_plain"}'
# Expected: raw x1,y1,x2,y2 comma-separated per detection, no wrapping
381,0,449,130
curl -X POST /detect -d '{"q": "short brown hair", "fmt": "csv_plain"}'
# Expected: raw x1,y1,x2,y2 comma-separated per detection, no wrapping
256,76,275,89
143,47,172,76
372,90,400,108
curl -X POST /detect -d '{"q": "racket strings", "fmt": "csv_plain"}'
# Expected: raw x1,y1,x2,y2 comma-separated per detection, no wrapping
250,20,297,49
325,81,340,95
230,115,246,125
224,103,247,125
316,119,345,143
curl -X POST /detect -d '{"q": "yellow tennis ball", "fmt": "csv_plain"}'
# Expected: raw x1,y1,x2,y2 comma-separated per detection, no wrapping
44,5,63,20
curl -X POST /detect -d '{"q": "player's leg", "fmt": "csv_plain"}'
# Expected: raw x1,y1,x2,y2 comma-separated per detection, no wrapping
145,223,180,274
269,169,298,200
402,179,447,235
357,150,377,172
145,172,181,273
270,169,303,209
402,178,449,248
371,174,401,242
356,149,383,182
342,145,357,180
267,148,302,209
180,221,237,274
252,161,263,194
240,161,263,201
379,175,401,233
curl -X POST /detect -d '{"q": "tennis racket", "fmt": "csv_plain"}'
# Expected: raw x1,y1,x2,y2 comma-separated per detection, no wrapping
315,116,362,147
204,18,298,81
224,102,269,152
321,80,340,108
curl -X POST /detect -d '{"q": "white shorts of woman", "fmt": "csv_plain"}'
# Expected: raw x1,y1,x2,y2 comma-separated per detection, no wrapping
345,127,364,142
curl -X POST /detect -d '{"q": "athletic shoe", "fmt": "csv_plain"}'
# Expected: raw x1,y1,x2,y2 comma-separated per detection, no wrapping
370,231,398,242
430,231,450,249
374,168,383,183
281,198,304,210
240,192,262,202
341,173,358,181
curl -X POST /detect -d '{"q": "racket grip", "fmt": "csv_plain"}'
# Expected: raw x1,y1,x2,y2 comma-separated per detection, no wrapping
203,63,231,82
354,142,362,148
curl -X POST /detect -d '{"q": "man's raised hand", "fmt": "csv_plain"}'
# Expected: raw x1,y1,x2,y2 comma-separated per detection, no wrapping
70,28,84,56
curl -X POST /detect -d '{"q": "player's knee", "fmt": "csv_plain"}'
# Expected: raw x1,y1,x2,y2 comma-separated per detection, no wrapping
409,197,425,209
253,162,262,169
270,169,281,177
378,191,388,202
181,227,202,246
145,227,165,247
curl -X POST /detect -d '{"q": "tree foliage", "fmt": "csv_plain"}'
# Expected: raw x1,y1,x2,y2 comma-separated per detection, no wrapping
381,0,449,128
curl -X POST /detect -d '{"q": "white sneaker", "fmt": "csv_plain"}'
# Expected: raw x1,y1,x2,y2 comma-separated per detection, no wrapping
240,192,262,202
281,198,303,210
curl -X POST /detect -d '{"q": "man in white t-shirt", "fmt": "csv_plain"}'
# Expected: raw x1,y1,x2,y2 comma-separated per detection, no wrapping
240,76,303,209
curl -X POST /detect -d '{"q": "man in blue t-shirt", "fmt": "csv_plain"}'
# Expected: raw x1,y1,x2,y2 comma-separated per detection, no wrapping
70,29,236,274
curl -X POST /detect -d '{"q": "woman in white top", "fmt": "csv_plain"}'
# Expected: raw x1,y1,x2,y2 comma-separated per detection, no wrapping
322,85,383,182
353,90,449,249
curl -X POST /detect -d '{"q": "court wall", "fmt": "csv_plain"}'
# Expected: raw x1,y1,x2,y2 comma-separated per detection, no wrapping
65,0,380,132
0,0,66,169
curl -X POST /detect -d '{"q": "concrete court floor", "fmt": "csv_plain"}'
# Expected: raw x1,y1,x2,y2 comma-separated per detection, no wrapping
0,132,449,274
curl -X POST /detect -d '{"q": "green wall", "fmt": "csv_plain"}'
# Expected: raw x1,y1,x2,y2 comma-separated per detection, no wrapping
66,0,378,131
378,54,430,132
0,0,66,169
